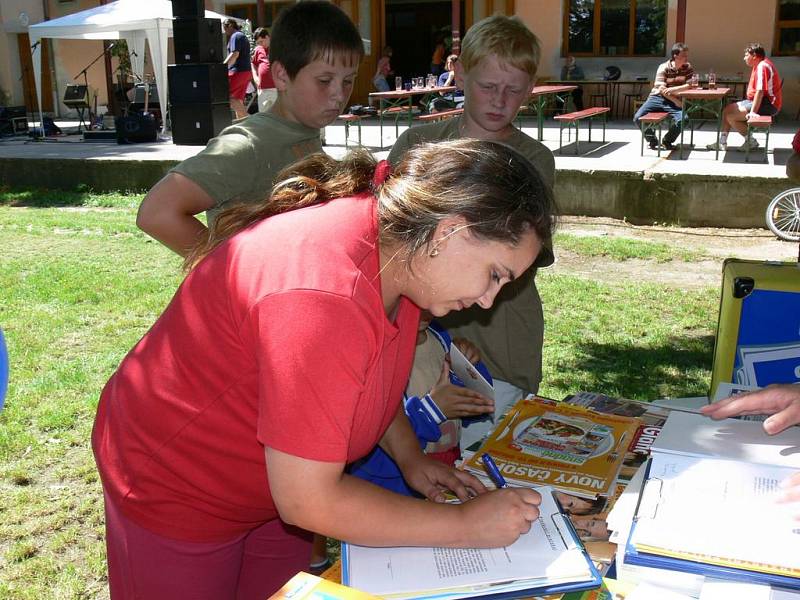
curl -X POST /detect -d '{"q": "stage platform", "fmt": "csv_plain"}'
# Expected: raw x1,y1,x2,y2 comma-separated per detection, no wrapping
0,116,796,228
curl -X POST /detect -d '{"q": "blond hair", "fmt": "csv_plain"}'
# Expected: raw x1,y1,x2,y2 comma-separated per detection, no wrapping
459,15,540,79
185,140,556,271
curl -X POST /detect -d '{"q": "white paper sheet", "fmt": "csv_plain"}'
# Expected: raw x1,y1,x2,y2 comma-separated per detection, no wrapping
344,487,595,599
631,453,800,571
448,344,494,401
651,411,800,469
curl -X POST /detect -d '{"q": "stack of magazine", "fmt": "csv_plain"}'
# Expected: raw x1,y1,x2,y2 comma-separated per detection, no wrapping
463,396,641,500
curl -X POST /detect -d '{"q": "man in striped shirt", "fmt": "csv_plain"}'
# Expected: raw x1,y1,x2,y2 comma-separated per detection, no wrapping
633,43,694,151
708,43,782,152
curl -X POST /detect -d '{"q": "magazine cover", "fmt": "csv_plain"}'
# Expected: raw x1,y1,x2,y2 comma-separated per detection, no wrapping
464,397,641,498
562,392,670,480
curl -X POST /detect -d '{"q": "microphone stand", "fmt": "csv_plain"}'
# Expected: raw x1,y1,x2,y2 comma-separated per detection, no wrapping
72,44,114,133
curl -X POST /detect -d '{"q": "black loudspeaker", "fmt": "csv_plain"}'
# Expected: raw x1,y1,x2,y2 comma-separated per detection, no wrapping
173,17,223,64
63,84,89,108
170,102,231,145
170,0,204,18
115,114,158,144
168,63,229,104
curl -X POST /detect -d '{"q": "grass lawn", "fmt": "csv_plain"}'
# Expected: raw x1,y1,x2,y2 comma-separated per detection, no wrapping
0,191,717,599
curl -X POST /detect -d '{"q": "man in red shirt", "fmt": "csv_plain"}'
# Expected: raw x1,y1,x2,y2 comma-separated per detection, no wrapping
708,43,782,152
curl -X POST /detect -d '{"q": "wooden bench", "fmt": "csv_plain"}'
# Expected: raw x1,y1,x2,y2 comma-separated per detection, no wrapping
415,108,463,124
745,115,772,163
379,105,420,142
552,107,610,154
637,112,671,156
337,114,362,147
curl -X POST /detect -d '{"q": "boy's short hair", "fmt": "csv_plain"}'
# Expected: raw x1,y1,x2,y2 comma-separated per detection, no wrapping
745,43,766,58
270,1,364,79
458,15,540,79
670,42,688,58
253,27,269,40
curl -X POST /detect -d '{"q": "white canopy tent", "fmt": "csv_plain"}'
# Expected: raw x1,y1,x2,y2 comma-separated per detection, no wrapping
27,0,238,133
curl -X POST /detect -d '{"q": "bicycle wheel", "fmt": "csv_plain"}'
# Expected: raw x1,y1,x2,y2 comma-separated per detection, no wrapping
766,188,800,242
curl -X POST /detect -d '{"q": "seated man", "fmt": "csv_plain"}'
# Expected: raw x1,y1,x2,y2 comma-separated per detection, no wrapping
708,43,781,152
558,55,584,112
633,43,693,151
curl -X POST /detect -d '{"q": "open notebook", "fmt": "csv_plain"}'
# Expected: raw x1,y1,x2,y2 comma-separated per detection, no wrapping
624,411,800,588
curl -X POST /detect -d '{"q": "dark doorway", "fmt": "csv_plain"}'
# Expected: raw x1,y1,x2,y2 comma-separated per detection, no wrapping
385,1,464,83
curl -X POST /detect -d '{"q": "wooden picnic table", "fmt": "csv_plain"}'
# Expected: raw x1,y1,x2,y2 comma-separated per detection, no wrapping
368,85,457,147
529,84,577,141
546,79,651,119
675,87,730,160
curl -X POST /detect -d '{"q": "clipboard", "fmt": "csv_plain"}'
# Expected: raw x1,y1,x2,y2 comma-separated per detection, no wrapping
341,486,602,600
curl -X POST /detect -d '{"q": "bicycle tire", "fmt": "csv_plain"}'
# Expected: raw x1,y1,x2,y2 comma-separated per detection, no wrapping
766,187,800,242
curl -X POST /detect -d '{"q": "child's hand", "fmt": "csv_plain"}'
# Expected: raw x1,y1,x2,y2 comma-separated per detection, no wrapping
430,360,493,419
452,338,481,363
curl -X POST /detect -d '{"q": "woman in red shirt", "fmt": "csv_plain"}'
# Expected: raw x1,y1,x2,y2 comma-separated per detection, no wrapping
251,27,277,112
93,139,555,600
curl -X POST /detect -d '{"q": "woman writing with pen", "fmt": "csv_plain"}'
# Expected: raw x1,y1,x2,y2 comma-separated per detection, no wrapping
92,139,550,600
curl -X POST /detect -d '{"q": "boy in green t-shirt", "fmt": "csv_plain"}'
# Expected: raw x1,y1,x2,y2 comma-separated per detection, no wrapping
387,16,557,452
137,1,364,257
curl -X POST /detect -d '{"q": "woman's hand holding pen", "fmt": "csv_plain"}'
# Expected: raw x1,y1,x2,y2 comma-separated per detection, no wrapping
457,488,542,547
702,384,800,516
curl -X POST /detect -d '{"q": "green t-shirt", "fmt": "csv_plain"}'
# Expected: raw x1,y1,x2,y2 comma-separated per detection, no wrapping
171,112,321,223
387,116,556,393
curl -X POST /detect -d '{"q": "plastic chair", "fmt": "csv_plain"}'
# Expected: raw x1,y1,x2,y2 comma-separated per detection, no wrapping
622,81,647,117
589,83,610,109
589,66,620,109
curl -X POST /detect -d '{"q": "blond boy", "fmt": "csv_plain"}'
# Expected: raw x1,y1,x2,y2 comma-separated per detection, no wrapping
388,16,556,450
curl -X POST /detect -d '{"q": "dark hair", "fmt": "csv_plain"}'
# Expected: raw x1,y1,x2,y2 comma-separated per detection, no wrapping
745,43,766,58
253,27,270,40
186,140,557,271
670,42,688,58
222,18,239,30
270,1,364,79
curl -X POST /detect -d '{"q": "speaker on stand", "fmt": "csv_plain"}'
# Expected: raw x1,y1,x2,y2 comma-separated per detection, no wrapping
63,85,90,133
169,0,231,146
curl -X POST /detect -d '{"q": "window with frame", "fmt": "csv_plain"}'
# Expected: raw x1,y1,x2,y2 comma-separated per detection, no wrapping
775,0,800,55
564,0,666,57
225,3,293,28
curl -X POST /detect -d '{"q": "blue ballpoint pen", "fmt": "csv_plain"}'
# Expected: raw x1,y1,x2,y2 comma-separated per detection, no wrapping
480,452,508,489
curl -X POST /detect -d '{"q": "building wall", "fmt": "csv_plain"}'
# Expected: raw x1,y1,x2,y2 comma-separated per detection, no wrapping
514,0,798,116
0,0,44,106
684,1,797,115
